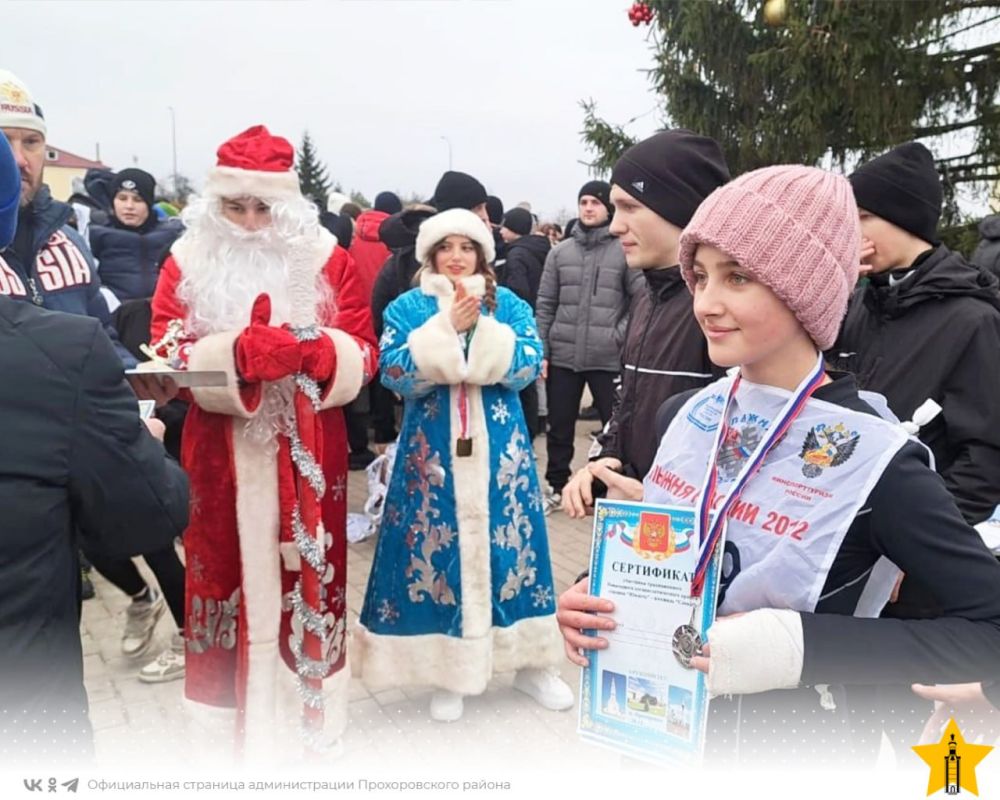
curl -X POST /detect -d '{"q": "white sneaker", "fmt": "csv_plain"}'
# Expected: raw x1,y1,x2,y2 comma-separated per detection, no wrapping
429,689,464,722
513,668,575,711
542,491,562,516
138,632,185,683
122,588,166,657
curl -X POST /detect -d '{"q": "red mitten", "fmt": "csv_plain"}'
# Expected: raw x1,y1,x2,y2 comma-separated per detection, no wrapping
235,294,302,382
300,334,337,382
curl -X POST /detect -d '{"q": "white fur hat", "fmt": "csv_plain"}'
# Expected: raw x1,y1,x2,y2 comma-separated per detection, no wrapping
415,208,495,264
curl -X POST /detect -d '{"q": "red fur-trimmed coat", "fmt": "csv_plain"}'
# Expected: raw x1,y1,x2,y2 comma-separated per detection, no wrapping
150,233,377,753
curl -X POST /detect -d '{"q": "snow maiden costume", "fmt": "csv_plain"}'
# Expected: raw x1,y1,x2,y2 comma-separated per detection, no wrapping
647,166,1000,765
354,209,571,720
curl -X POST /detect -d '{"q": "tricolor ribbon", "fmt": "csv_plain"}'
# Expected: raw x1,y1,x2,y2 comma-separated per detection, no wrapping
690,354,826,597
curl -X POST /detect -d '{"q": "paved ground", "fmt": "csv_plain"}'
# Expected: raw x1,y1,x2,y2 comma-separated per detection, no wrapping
81,418,614,770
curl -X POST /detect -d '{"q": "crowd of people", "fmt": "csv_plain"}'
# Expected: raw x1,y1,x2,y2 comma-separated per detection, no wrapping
3,61,1000,768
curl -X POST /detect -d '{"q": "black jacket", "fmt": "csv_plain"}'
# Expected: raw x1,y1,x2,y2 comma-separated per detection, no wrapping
830,245,1000,525
495,233,549,309
0,297,189,758
371,206,435,336
656,376,1000,765
597,266,721,477
973,213,1000,282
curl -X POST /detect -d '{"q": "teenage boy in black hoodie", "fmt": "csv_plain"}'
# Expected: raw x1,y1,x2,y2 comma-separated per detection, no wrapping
833,142,1000,530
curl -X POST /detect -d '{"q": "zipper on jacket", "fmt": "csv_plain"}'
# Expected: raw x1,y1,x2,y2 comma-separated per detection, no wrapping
27,277,43,306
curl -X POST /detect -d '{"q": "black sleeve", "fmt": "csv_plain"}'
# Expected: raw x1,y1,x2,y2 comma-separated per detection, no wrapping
370,256,396,337
801,441,1000,686
937,316,1000,523
68,322,189,557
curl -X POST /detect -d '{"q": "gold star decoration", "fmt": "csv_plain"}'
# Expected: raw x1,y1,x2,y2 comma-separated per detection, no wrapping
912,717,993,796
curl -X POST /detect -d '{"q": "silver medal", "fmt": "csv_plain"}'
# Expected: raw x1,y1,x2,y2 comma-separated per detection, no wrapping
672,605,702,669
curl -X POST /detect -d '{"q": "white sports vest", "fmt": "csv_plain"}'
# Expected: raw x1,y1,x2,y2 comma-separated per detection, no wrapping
644,377,908,617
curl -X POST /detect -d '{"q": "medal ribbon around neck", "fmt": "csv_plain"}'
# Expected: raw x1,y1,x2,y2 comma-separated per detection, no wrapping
690,353,826,598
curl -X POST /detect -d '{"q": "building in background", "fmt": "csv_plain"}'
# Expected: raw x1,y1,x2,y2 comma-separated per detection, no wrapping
42,145,105,201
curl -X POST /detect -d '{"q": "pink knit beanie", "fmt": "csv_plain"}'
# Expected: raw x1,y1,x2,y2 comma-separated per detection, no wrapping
678,165,860,349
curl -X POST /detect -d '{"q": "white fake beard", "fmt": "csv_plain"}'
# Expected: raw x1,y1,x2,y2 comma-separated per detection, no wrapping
175,195,332,337
175,196,332,443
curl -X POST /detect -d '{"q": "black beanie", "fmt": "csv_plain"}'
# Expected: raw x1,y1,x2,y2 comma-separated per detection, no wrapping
374,191,402,214
485,195,504,225
111,168,156,209
578,180,613,217
849,142,942,244
610,130,730,228
430,171,488,212
501,207,533,236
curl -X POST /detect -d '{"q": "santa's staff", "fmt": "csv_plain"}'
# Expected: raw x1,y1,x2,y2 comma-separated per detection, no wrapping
284,229,337,749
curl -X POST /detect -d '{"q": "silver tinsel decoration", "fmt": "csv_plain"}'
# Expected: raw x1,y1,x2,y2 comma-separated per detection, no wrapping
290,324,321,341
291,506,324,572
288,580,327,637
295,374,322,411
289,427,326,497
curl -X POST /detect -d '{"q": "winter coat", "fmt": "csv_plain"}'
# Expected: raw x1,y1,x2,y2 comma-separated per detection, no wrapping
534,222,641,372
370,205,436,336
495,233,550,309
973,214,1000,282
0,296,188,757
355,275,563,694
652,374,1000,766
89,216,183,303
830,244,1000,526
349,208,391,302
0,186,134,365
596,266,722,478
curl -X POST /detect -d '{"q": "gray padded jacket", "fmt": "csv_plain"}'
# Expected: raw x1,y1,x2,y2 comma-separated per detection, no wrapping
535,223,641,372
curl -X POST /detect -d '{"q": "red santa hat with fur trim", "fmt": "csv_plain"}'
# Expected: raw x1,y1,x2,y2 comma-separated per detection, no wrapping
202,125,301,201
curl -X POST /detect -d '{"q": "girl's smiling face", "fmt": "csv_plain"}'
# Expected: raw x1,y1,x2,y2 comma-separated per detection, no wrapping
690,243,813,378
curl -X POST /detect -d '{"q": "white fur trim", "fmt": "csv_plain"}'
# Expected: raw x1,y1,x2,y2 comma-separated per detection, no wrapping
464,315,516,386
452,383,492,639
231,420,284,752
706,609,803,697
408,312,467,385
188,330,260,417
415,209,495,264
202,165,301,201
419,271,486,300
353,615,562,696
319,328,365,409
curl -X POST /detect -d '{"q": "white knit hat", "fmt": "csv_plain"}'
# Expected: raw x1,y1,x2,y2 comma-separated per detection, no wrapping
415,208,495,264
0,70,46,137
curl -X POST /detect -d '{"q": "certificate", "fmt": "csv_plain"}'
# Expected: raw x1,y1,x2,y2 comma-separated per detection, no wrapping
577,499,722,765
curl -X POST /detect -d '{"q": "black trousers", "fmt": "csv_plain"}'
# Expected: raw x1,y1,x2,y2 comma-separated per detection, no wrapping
84,545,186,630
520,382,540,440
370,372,399,444
544,366,616,493
345,389,370,454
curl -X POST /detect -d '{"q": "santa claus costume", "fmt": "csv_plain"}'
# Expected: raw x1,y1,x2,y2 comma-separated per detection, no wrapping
149,126,377,758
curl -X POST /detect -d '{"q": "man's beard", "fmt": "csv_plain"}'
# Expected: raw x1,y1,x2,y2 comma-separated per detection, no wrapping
175,196,330,337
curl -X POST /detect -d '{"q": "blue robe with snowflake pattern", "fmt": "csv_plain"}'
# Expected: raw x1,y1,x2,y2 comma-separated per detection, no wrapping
354,273,564,695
